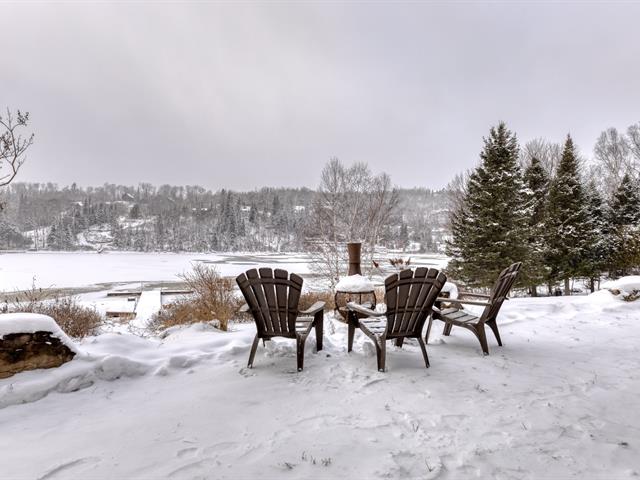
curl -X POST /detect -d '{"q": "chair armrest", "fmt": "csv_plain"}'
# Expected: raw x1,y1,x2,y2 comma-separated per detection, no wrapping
346,302,385,317
299,301,325,316
458,291,491,299
437,297,492,307
238,303,250,313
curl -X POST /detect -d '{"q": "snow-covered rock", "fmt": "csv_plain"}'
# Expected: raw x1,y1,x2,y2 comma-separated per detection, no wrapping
0,313,80,379
0,313,78,353
601,276,640,301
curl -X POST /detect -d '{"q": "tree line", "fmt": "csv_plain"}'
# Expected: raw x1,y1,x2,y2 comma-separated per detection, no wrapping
0,180,450,253
447,121,640,294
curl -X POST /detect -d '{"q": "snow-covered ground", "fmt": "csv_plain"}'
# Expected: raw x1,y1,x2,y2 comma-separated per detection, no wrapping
1,290,639,479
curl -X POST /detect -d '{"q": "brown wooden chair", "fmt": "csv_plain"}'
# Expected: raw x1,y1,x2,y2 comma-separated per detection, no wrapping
236,268,324,371
346,268,447,372
426,262,521,355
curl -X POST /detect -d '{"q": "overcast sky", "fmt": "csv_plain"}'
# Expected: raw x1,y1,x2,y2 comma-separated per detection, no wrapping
1,1,639,191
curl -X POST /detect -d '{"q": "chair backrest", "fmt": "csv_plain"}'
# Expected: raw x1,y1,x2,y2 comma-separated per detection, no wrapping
480,262,522,323
384,267,447,336
236,268,303,336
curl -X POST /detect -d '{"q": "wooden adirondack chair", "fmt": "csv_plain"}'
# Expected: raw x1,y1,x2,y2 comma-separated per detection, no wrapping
346,268,447,372
426,262,521,355
236,268,324,371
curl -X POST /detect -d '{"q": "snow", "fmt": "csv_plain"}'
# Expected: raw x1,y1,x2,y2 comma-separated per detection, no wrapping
0,251,450,292
1,292,639,478
335,274,375,292
132,290,162,328
602,275,640,298
440,281,459,299
0,251,313,291
0,313,79,354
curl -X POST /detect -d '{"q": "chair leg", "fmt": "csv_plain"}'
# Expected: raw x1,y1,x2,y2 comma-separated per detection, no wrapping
296,335,306,371
376,336,387,372
248,334,260,368
417,336,430,368
395,337,404,348
476,326,489,355
348,322,355,353
425,315,434,344
314,312,324,352
486,320,502,346
443,322,453,336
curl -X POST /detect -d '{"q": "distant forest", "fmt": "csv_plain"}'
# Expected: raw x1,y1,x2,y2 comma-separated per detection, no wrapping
0,182,450,253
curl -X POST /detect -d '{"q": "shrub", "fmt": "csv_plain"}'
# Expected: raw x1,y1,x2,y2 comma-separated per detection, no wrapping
151,264,240,332
35,297,103,338
6,282,102,338
298,290,334,312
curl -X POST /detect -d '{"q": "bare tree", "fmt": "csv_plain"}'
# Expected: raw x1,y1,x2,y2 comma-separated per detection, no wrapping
592,127,635,198
445,170,470,213
520,138,562,175
307,158,399,287
0,109,34,188
627,121,640,165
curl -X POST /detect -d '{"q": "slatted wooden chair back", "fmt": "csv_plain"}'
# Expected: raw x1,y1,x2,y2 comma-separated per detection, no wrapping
384,268,447,337
480,262,521,323
236,268,303,337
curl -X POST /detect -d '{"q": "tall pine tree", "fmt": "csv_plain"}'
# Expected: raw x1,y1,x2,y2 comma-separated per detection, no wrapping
610,173,640,225
522,157,550,295
581,181,609,291
447,122,528,287
608,172,640,275
544,135,589,294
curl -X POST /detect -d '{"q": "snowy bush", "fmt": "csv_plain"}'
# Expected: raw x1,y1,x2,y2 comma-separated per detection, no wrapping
4,284,102,338
151,264,240,332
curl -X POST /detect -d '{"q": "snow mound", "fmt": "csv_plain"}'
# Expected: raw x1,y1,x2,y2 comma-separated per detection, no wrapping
601,276,640,301
0,313,79,354
335,274,375,292
0,323,254,409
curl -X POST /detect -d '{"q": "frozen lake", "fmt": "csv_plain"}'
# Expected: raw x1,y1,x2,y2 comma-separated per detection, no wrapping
0,251,449,292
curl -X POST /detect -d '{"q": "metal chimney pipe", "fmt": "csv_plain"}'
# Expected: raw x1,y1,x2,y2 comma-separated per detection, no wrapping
347,242,362,276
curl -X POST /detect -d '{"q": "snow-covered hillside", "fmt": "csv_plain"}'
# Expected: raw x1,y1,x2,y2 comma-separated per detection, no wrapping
1,291,638,479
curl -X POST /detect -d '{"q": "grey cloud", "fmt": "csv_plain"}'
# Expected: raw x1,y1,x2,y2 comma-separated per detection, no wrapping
1,1,639,190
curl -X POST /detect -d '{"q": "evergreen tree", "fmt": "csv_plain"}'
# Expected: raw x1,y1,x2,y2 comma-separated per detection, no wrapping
608,172,640,275
248,203,257,224
447,122,529,287
581,182,609,291
398,222,409,250
271,195,281,215
129,203,141,219
47,223,59,249
522,157,550,295
610,173,640,225
544,135,589,294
